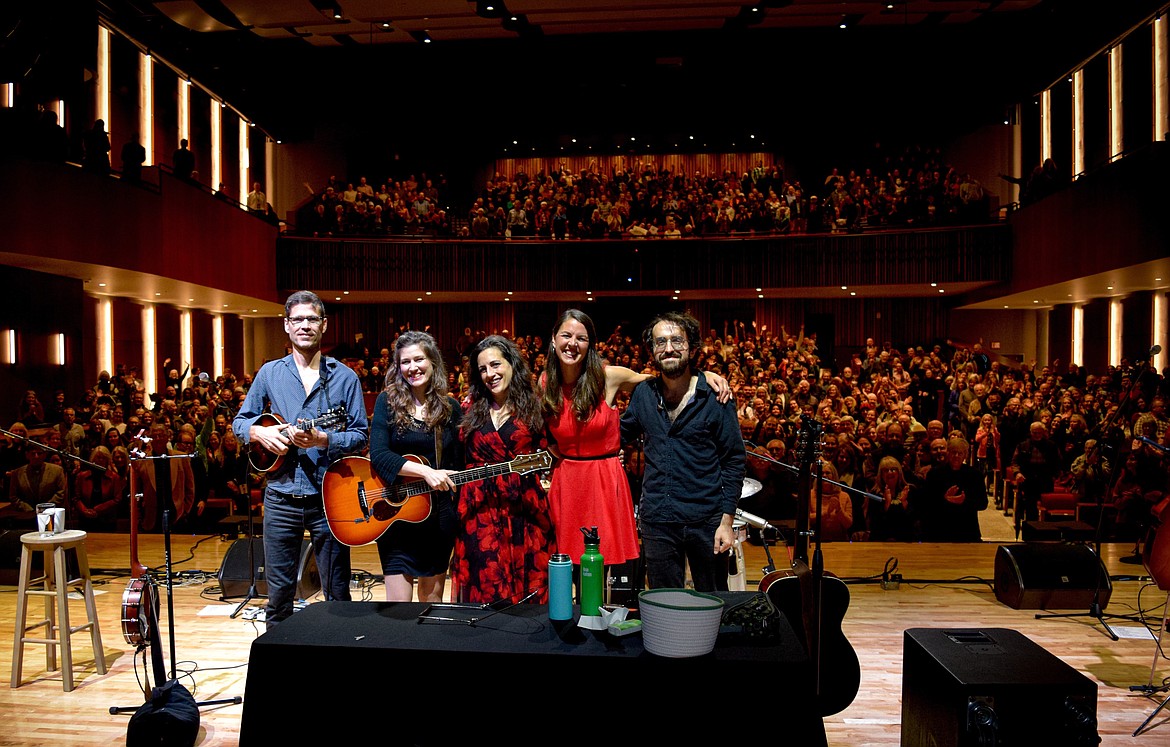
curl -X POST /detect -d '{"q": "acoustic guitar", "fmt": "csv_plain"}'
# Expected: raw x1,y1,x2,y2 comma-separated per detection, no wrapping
322,451,552,546
247,406,348,473
758,415,860,717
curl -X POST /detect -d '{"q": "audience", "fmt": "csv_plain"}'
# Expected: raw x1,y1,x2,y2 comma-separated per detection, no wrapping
3,311,1166,543
290,144,994,239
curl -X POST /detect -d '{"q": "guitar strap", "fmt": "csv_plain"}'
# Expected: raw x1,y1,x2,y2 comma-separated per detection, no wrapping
319,354,330,414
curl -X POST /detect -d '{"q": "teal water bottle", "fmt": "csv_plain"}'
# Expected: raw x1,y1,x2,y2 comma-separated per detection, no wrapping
579,526,604,616
549,553,573,620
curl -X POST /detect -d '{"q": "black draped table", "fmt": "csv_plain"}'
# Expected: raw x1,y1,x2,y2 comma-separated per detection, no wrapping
240,593,826,745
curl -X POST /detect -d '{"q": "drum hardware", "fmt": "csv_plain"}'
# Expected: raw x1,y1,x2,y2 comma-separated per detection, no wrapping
741,477,762,498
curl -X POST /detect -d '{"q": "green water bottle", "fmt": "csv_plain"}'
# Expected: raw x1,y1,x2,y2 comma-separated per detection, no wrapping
579,526,604,616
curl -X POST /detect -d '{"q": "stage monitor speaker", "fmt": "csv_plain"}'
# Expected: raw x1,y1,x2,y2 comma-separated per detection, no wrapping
901,628,1098,747
993,542,1111,610
218,538,320,601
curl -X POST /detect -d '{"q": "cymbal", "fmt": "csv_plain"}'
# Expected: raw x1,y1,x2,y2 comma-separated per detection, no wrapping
741,477,762,498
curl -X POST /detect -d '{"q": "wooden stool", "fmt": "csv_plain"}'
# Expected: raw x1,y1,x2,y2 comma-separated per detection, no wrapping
10,529,107,691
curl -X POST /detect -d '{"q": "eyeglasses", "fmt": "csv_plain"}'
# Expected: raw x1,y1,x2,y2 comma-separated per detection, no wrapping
287,316,324,327
652,336,688,351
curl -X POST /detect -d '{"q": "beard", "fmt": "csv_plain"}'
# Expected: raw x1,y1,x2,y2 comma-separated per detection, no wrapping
655,353,691,379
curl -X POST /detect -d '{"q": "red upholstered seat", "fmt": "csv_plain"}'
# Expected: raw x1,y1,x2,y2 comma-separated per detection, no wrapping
1038,492,1076,521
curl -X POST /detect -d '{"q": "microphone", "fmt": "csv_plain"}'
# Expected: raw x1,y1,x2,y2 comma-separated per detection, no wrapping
198,372,210,383
1150,345,1163,357
1137,435,1169,453
735,508,777,532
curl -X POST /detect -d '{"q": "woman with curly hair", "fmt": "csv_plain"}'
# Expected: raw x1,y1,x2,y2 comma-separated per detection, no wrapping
450,336,551,604
370,331,463,602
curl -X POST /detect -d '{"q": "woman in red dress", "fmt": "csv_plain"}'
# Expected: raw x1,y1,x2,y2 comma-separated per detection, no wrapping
450,336,551,604
540,309,730,587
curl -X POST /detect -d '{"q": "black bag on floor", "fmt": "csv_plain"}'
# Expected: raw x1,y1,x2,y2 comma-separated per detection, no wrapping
126,679,200,746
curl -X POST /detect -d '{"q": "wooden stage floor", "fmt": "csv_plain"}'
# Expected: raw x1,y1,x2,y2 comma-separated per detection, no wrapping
2,530,1169,745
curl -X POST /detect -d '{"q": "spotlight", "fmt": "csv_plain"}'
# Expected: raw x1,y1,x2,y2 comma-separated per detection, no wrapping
474,0,507,18
311,1,344,20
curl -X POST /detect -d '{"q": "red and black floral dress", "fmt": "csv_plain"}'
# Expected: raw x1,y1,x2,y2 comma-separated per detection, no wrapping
450,413,554,604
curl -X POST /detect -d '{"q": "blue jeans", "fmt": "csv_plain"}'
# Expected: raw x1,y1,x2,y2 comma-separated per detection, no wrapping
640,516,729,592
262,490,350,627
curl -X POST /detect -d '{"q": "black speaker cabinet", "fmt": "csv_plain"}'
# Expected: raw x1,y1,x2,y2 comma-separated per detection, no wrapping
218,538,320,601
993,542,1111,610
606,557,645,607
902,628,1098,747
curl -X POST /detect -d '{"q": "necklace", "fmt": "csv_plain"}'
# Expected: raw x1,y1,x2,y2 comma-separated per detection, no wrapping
490,403,511,429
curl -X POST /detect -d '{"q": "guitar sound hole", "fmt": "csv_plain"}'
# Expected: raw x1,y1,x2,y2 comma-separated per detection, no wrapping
371,502,400,521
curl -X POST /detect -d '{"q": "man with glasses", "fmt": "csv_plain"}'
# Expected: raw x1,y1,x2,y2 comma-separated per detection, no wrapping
620,311,746,591
233,290,368,627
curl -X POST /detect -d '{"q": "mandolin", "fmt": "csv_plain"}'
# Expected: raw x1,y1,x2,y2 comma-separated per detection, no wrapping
247,406,348,473
758,415,860,717
322,451,552,547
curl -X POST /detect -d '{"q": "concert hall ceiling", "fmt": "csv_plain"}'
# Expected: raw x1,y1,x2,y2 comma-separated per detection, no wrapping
86,0,1167,148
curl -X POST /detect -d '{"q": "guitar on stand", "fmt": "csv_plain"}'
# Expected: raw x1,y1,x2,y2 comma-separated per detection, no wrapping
112,435,240,725
119,433,164,696
757,416,861,717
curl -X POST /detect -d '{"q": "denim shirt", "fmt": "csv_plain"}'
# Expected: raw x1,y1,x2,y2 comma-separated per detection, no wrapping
233,354,368,496
620,373,745,524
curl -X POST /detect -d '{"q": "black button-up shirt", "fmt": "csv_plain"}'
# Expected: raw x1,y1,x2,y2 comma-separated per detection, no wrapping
620,373,745,524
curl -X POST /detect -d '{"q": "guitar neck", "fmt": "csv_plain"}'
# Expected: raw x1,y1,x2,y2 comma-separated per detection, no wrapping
398,461,519,498
128,464,146,579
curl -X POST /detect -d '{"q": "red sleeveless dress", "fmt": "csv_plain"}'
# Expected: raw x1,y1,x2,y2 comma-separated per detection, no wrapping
546,391,640,564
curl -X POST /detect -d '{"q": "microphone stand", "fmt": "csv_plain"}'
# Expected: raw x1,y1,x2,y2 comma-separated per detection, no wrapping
0,425,106,473
1031,345,1159,641
109,503,241,715
1032,439,1119,641
746,445,883,507
229,479,262,619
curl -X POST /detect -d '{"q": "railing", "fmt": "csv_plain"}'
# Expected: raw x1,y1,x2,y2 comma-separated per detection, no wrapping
276,224,1012,297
